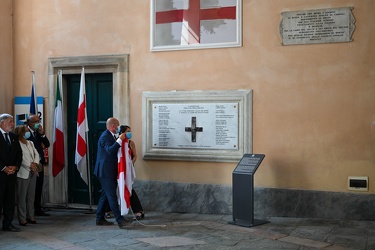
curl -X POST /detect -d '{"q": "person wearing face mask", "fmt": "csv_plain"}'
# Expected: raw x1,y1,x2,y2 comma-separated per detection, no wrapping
0,113,23,232
94,118,132,229
26,114,50,216
119,125,144,220
14,125,39,226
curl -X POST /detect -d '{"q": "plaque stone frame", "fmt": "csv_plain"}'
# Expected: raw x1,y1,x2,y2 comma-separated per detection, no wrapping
142,90,252,162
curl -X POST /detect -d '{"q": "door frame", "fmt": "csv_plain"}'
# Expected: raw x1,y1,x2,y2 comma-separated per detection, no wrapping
46,54,129,207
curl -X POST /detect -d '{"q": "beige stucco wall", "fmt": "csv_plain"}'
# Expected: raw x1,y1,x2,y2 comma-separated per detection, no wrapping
9,0,375,193
0,0,13,113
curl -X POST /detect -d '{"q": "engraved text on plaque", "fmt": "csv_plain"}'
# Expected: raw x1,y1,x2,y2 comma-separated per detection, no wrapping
152,103,238,150
280,7,355,45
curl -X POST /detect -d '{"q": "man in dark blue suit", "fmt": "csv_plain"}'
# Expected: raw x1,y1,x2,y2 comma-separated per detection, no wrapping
94,117,132,229
0,114,23,232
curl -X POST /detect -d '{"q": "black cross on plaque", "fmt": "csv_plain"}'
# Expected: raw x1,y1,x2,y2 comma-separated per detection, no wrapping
185,117,203,142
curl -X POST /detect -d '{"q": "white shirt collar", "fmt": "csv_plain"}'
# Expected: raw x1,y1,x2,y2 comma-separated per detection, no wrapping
28,126,35,133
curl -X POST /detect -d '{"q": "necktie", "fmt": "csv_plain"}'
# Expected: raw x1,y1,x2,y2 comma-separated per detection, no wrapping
114,135,117,140
4,133,11,145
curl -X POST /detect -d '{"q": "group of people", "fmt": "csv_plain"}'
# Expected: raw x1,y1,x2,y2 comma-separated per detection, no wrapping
1,114,143,232
0,113,50,232
94,118,144,229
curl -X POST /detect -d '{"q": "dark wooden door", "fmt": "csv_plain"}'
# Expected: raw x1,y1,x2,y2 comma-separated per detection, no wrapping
66,73,113,205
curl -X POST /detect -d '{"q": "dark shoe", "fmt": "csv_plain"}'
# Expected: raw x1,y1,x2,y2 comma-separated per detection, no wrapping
96,219,114,226
19,221,27,226
118,219,132,229
133,211,145,221
26,219,37,224
35,211,50,216
3,225,21,232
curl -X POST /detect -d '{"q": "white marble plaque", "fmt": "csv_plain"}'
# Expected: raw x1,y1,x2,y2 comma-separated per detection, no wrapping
142,90,252,162
280,7,355,45
152,103,238,150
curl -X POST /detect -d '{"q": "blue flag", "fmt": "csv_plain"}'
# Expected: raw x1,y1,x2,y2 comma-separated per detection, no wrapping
30,72,38,115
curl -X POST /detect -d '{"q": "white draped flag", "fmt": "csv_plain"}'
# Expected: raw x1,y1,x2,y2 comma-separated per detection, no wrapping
117,138,136,215
75,67,89,185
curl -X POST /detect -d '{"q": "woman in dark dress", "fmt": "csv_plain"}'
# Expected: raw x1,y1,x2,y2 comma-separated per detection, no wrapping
106,125,145,220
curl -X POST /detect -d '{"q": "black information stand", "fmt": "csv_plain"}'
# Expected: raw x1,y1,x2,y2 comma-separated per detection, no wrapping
229,154,269,227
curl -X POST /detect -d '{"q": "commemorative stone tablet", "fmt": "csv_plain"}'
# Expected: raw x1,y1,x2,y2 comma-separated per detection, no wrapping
152,103,238,150
142,90,252,162
280,7,355,45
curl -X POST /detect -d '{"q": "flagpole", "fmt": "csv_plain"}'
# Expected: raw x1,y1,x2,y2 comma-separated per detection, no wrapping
77,66,94,214
85,131,93,212
58,70,69,209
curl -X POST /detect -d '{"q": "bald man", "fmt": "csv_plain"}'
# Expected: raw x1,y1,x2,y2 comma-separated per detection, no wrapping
93,118,132,229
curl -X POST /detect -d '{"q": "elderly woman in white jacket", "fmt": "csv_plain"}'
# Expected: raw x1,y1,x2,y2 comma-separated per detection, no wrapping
14,124,39,226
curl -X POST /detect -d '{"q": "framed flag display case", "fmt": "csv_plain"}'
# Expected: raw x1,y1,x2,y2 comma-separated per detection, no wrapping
151,0,242,51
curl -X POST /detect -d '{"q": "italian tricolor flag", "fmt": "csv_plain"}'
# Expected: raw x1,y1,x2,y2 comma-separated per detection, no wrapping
52,70,65,177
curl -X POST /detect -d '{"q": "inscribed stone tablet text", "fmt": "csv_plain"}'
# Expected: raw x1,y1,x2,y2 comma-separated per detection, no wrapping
152,103,238,150
280,7,355,45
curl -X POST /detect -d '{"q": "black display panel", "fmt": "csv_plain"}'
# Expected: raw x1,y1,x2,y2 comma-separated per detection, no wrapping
233,154,265,174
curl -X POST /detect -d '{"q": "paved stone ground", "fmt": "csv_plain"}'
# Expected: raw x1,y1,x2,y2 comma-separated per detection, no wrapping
0,209,374,249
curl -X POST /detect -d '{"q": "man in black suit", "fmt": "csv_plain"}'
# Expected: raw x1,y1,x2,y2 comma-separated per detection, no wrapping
0,113,23,232
27,114,50,216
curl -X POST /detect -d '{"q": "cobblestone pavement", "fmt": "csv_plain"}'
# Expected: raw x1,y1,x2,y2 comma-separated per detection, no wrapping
1,209,374,249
